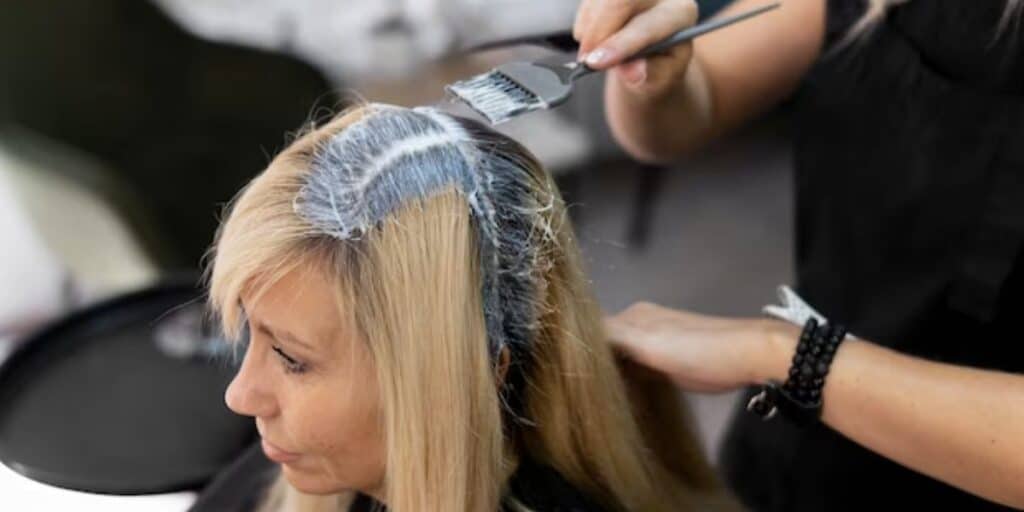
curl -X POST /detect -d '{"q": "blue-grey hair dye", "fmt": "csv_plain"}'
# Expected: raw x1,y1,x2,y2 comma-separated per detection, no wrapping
293,104,555,384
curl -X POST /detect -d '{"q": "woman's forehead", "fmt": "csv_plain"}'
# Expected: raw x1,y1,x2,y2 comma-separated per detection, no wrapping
242,267,345,349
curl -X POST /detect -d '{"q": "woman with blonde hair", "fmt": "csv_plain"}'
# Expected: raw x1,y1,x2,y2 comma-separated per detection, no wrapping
573,0,1024,510
192,103,730,511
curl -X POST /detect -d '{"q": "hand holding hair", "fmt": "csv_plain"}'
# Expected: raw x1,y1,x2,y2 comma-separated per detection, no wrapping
604,301,1024,509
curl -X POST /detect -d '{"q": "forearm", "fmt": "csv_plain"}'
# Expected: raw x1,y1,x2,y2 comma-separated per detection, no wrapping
758,327,1024,508
602,0,825,163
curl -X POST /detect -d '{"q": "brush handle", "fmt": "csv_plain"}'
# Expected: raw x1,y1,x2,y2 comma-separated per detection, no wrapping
632,3,779,60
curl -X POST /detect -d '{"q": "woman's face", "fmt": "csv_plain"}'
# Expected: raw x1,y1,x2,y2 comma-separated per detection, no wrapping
227,267,386,498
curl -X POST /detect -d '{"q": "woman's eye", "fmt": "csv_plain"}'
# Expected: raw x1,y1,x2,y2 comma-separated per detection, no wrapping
272,346,308,374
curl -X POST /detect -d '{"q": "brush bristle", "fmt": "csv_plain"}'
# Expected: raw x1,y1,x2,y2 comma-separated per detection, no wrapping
446,70,544,125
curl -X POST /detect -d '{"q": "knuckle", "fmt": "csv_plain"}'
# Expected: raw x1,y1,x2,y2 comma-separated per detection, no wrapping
607,0,634,11
628,301,659,315
600,0,637,18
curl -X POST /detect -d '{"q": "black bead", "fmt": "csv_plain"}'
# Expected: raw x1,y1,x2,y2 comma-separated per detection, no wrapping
815,361,829,376
801,363,814,379
804,318,819,332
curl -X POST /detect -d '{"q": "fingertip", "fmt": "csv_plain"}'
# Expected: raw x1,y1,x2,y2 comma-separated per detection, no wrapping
584,47,618,68
576,36,597,61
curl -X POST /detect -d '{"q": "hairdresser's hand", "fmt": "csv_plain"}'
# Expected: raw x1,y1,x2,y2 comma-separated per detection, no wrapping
574,0,698,96
605,302,799,393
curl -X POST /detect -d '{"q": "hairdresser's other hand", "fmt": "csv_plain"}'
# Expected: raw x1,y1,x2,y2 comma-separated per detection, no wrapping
604,302,799,393
573,0,698,97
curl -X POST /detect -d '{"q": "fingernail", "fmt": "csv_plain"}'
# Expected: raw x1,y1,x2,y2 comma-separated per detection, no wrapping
585,48,610,67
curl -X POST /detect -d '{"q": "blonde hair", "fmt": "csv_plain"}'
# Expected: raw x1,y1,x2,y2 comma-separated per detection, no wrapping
206,105,728,511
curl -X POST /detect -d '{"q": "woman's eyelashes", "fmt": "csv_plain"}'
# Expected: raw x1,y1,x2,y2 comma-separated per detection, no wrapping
272,345,309,374
249,322,310,375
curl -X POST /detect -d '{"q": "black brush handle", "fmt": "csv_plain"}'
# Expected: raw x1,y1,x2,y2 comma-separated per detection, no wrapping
466,2,777,56
634,3,779,59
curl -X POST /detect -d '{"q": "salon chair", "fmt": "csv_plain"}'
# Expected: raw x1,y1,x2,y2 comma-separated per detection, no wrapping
0,129,249,512
0,274,252,508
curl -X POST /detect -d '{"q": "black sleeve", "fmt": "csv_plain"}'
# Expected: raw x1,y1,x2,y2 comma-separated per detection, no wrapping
188,442,278,512
825,0,869,49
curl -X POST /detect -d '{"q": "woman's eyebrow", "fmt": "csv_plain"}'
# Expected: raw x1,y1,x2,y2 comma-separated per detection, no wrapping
255,320,317,353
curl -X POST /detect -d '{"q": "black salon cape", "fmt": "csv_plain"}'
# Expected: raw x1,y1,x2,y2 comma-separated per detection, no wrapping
719,0,1024,511
187,442,607,512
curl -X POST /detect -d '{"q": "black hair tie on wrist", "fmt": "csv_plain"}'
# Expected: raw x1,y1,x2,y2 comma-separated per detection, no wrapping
747,318,847,426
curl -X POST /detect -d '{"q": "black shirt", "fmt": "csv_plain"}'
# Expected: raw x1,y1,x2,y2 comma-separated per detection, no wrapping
188,442,608,512
720,1,1024,510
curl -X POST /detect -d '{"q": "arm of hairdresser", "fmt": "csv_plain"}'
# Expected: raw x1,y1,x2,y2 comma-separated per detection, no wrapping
604,303,1024,509
574,0,825,162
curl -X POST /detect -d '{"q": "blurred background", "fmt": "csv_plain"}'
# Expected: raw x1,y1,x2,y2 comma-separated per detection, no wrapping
0,0,790,508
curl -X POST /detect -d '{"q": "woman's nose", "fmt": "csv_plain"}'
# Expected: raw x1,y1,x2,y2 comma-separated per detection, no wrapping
224,349,277,418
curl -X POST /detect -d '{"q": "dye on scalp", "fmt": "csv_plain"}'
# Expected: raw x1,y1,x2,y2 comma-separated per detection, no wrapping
293,104,555,366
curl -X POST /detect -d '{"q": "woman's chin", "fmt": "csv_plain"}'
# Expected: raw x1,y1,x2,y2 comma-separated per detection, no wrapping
280,465,348,495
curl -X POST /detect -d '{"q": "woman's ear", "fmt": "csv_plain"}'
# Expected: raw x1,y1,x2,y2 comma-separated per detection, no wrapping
495,346,511,384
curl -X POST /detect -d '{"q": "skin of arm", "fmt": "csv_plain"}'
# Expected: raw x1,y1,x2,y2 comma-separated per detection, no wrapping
585,1,1024,504
762,327,1024,510
605,303,1024,509
579,0,827,162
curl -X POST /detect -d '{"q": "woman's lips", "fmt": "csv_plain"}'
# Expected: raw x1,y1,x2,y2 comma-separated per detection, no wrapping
261,438,301,464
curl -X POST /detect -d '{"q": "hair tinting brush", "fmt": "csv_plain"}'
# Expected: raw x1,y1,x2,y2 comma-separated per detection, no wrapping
447,3,779,125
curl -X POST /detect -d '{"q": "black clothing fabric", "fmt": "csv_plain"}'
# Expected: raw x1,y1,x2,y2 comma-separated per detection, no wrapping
188,442,608,512
720,1,1024,511
187,442,277,512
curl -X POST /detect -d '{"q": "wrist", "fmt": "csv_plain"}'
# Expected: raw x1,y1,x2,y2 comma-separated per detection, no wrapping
748,319,800,385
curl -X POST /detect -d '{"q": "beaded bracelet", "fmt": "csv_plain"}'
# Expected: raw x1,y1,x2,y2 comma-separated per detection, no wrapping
747,318,847,425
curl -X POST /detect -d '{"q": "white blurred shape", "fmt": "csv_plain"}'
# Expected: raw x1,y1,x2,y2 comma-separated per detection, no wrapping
0,155,67,352
0,460,195,511
152,0,578,81
0,130,161,362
